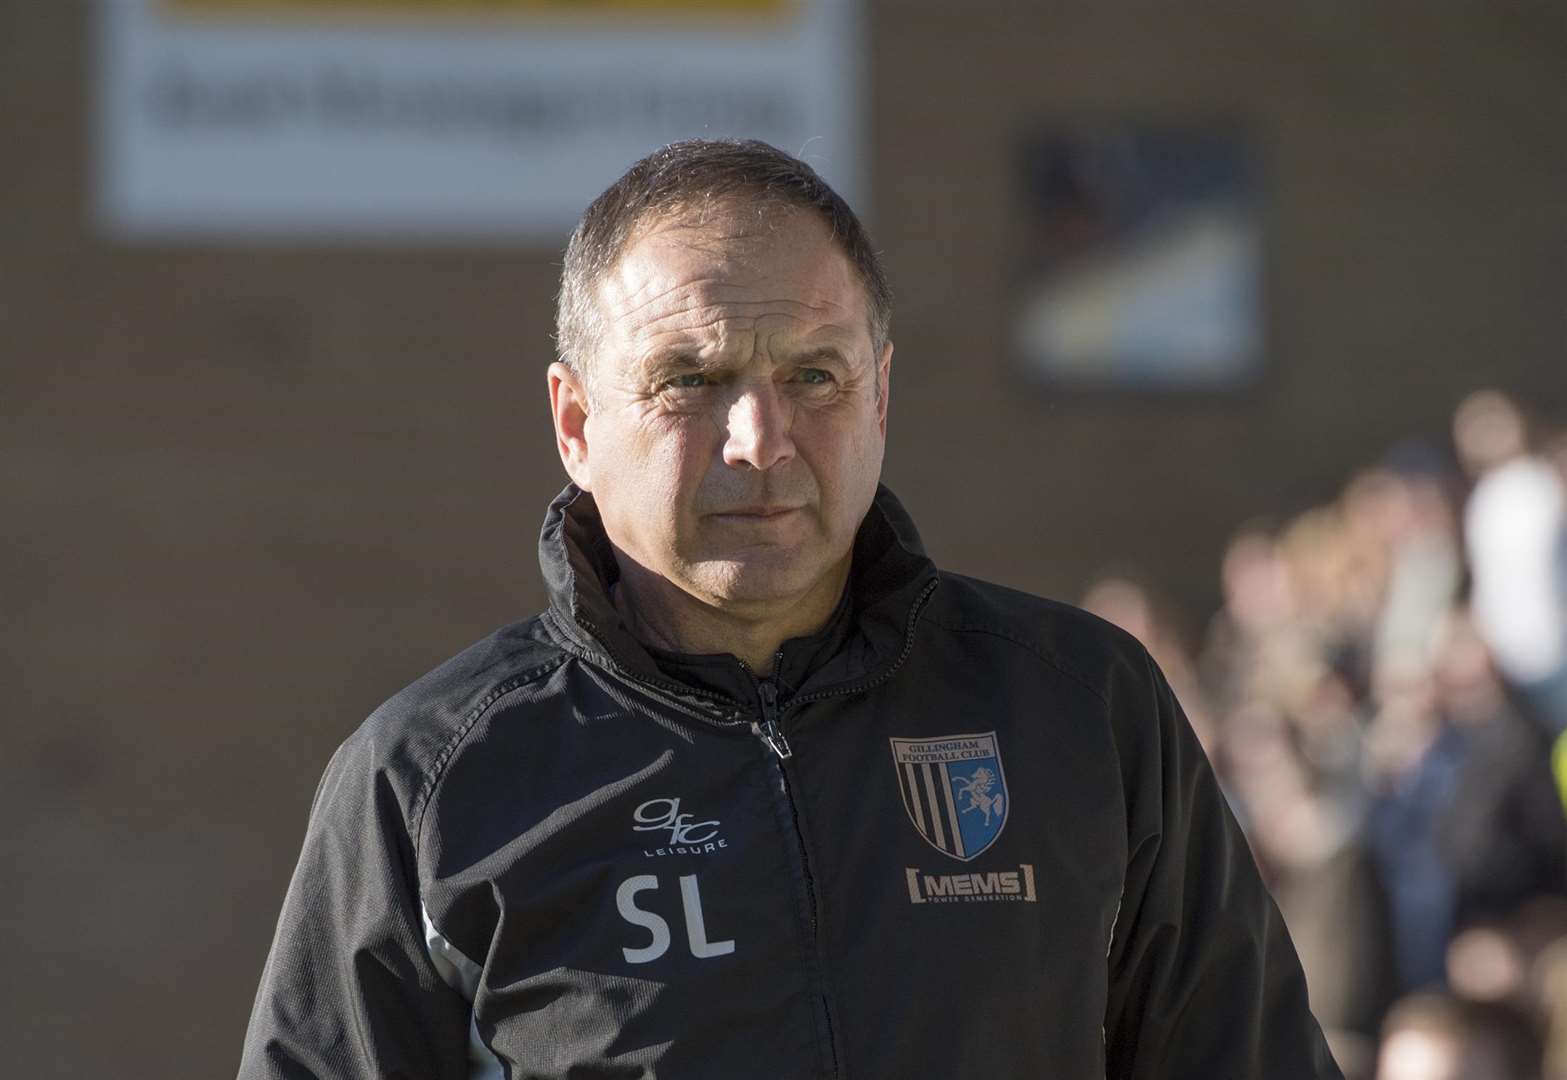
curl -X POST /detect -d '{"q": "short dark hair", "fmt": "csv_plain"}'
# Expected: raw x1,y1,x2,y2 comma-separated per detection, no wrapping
554,139,891,384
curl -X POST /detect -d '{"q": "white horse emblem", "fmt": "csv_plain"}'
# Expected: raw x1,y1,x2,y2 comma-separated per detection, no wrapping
954,766,1004,828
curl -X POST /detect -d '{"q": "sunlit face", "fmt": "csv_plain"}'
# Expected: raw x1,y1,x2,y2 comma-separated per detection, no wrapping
551,202,891,613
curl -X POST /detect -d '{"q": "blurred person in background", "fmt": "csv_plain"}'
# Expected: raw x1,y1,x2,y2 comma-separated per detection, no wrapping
1433,610,1566,934
1364,650,1464,993
1376,994,1465,1080
1230,709,1398,1076
1199,522,1299,718
1371,446,1463,682
1534,934,1567,1079
1376,993,1543,1080
1454,390,1567,733
1333,470,1404,669
1277,504,1377,699
1081,571,1216,752
1190,511,1401,1061
1181,409,1565,1071
1200,514,1370,826
1448,899,1567,1012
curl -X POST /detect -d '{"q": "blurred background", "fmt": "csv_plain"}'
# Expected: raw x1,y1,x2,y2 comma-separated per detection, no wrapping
4,2,1565,1077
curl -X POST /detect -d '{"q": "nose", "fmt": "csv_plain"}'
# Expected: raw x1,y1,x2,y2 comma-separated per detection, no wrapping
721,379,795,472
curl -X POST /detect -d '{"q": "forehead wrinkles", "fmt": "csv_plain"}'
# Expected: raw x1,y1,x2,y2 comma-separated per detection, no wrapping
643,293,846,341
617,271,837,321
594,207,867,369
608,270,856,354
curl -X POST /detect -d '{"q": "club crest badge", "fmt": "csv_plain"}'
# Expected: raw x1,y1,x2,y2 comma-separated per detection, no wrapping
890,732,1009,861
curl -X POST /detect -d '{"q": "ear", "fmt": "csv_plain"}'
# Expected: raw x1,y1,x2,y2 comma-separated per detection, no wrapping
876,340,893,439
548,361,594,491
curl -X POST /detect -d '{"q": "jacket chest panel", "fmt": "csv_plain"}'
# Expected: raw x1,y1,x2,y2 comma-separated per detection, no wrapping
776,678,1127,1075
430,718,832,1078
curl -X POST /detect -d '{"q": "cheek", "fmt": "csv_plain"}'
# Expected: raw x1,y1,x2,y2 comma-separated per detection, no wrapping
651,417,711,480
596,417,710,511
803,410,885,492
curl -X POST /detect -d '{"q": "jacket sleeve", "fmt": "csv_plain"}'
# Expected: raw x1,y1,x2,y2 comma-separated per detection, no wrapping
1102,652,1343,1080
238,731,475,1080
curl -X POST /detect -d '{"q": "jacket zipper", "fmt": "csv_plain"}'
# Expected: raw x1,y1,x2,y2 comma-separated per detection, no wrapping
750,669,839,1078
737,578,939,1079
755,678,793,760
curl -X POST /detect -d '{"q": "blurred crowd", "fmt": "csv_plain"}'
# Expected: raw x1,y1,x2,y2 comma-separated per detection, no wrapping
1082,389,1567,1080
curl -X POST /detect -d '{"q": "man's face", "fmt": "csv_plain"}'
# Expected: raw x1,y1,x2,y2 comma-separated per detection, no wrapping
551,203,891,613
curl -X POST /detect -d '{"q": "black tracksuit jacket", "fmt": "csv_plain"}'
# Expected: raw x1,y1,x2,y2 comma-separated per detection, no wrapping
240,484,1343,1080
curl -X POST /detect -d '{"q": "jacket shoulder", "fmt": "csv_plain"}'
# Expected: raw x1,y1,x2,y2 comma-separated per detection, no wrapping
339,616,569,801
923,571,1151,702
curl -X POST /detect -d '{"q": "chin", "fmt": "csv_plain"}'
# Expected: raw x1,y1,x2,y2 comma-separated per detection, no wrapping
685,555,826,607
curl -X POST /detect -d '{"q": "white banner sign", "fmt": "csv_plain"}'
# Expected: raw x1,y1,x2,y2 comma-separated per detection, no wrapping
96,0,863,241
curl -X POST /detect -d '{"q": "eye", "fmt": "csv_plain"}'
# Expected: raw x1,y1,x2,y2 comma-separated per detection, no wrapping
795,368,834,385
663,372,710,391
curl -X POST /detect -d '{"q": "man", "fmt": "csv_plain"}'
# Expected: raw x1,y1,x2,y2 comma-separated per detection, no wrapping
241,140,1341,1079
1453,389,1567,733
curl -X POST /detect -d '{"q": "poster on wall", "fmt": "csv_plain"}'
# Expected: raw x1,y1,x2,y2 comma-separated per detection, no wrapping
95,0,863,241
1010,126,1264,390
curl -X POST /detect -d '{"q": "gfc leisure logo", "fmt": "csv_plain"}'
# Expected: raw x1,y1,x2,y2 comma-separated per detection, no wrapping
632,797,728,857
890,731,1009,861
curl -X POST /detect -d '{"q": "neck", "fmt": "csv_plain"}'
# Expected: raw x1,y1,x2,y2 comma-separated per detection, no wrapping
610,556,850,676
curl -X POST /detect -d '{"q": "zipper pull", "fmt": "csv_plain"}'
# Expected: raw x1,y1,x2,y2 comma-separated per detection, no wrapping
753,679,792,759
755,717,793,760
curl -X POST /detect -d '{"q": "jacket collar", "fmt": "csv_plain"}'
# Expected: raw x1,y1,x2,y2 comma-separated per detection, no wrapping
538,482,939,708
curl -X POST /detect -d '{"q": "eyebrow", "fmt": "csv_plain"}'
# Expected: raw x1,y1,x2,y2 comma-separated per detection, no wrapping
635,344,852,380
637,350,713,377
786,346,850,367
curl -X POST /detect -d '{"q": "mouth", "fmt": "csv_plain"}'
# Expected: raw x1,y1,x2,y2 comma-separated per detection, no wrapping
708,505,804,521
